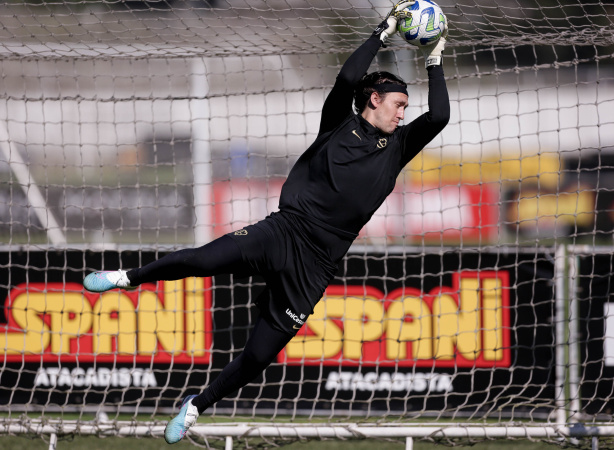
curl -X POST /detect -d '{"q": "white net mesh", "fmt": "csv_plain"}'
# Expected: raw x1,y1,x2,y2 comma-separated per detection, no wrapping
0,0,611,58
1,0,614,448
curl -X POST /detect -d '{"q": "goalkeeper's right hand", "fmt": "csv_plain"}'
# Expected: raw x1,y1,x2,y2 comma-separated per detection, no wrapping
372,1,415,44
421,21,448,68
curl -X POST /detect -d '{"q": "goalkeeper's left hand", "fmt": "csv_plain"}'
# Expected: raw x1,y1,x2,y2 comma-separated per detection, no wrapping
421,20,448,68
372,1,416,44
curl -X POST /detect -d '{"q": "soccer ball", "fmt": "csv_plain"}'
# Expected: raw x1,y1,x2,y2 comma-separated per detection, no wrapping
397,0,447,47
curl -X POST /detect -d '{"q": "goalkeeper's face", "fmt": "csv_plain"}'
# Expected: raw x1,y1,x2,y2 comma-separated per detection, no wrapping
365,91,408,135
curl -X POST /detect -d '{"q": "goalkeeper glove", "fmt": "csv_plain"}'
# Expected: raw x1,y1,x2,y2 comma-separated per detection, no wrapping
421,21,448,68
373,1,415,44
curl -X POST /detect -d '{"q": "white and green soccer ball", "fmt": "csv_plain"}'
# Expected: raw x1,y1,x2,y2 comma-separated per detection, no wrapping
397,0,447,47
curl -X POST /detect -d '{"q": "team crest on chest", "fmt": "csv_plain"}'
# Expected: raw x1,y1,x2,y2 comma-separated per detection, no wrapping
377,138,388,149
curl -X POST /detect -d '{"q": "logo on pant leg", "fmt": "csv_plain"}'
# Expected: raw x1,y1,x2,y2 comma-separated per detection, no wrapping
234,229,248,235
286,308,306,329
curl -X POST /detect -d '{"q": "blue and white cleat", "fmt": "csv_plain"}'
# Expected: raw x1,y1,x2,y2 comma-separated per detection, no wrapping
83,270,136,293
164,395,199,444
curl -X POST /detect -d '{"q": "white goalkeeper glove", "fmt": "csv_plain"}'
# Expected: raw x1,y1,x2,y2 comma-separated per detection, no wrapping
373,1,415,45
421,20,448,68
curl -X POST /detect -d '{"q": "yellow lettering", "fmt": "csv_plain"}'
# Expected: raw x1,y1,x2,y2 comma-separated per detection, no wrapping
284,274,509,366
137,280,184,355
185,277,206,356
136,290,162,354
1,280,213,361
287,295,385,361
386,295,432,360
433,278,480,360
93,293,136,354
49,293,93,354
482,277,503,361
515,191,594,229
342,296,384,359
0,292,50,354
286,297,344,360
407,152,560,188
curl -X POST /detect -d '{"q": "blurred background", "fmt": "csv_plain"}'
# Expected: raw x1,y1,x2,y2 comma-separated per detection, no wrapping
1,2,614,443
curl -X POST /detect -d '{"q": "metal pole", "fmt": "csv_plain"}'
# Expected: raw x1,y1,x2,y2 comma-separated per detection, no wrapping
190,57,213,246
554,244,568,424
405,436,413,450
48,433,58,450
0,123,66,246
568,253,581,421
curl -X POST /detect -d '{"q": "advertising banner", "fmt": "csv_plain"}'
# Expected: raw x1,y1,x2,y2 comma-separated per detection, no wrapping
212,179,499,244
272,251,556,414
0,250,555,414
0,251,215,408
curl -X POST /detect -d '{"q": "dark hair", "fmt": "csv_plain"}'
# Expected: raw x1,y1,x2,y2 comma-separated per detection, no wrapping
354,71,407,113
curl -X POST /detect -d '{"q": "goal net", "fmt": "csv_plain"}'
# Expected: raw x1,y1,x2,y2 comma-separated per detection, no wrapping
1,0,613,447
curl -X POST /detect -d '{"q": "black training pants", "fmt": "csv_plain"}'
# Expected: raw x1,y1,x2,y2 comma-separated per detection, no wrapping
190,315,293,414
127,235,252,284
126,236,294,414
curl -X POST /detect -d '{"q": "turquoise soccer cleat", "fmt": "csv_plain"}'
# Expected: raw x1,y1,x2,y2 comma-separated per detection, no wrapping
83,270,136,293
164,395,199,444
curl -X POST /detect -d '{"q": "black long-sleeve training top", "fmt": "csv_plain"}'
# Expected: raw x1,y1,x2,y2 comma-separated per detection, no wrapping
279,34,450,254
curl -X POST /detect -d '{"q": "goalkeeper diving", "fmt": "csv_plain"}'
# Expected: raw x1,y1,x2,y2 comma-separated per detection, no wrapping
83,2,450,444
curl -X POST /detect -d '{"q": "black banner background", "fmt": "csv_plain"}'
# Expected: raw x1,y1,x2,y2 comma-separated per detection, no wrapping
0,250,555,416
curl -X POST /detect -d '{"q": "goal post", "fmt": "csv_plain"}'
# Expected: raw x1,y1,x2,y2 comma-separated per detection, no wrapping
1,0,614,448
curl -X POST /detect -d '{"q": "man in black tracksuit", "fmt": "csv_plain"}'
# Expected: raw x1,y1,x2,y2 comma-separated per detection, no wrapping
82,2,450,443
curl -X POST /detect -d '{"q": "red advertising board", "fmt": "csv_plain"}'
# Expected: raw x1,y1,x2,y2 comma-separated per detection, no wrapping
280,270,511,368
0,278,213,364
212,179,499,243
